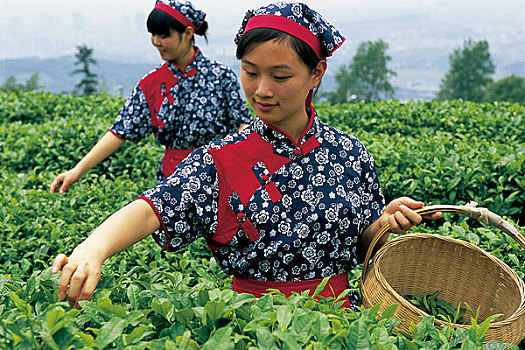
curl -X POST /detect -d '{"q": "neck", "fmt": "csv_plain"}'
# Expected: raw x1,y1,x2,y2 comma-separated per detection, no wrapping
270,109,310,145
173,45,195,70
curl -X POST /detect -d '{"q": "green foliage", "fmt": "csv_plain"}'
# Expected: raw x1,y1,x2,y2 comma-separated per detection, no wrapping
0,91,524,348
327,40,396,104
1,73,41,93
315,100,525,222
405,291,468,324
484,75,525,103
71,44,99,96
437,38,495,102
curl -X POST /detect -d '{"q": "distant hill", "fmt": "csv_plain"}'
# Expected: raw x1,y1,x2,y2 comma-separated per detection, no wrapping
0,55,439,101
1,54,524,101
0,56,159,95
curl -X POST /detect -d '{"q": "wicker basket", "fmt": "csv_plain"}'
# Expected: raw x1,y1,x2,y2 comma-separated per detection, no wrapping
361,204,525,345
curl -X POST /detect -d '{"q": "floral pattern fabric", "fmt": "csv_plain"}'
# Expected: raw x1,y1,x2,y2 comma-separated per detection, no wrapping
140,109,385,307
234,2,345,57
110,48,252,179
155,0,206,29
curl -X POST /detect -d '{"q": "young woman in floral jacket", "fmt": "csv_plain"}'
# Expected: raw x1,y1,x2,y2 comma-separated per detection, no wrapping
50,0,251,193
52,2,441,308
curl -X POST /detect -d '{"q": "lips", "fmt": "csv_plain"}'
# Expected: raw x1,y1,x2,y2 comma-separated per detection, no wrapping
256,101,278,112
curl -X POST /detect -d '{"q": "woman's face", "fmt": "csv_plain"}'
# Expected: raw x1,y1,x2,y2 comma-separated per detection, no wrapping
151,28,187,62
240,39,325,134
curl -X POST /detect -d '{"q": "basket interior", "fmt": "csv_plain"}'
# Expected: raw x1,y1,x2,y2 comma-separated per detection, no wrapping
376,234,523,321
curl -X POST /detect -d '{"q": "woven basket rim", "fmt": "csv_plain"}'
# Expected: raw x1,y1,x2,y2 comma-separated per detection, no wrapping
371,232,525,327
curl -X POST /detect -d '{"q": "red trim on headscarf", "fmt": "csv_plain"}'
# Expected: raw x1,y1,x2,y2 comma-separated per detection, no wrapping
244,14,324,59
155,2,198,30
331,38,346,55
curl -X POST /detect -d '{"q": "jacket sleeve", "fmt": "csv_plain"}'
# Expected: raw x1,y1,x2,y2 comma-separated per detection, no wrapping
110,84,153,142
138,146,219,252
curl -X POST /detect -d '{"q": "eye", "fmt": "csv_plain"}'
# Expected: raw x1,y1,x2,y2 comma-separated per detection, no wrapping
243,69,258,77
274,76,291,81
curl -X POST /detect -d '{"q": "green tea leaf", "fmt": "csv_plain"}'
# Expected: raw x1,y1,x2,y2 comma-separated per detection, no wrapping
346,320,371,350
380,304,398,321
151,298,173,321
277,305,293,331
312,277,330,298
95,317,127,348
127,283,141,309
256,326,278,349
201,327,234,350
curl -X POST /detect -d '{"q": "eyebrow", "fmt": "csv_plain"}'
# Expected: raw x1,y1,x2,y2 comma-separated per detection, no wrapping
241,59,292,70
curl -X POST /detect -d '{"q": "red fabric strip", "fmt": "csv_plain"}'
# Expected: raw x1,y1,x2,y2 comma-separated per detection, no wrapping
183,68,198,78
241,219,261,242
232,273,351,307
300,135,321,155
208,147,241,247
162,148,195,178
139,63,179,137
244,15,323,59
265,182,282,203
208,133,291,249
154,2,196,30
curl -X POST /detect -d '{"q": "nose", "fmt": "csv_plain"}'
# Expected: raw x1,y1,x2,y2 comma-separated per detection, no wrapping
255,76,274,99
151,35,161,47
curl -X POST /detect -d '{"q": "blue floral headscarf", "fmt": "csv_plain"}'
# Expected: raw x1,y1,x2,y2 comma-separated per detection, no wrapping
234,2,345,59
154,0,206,30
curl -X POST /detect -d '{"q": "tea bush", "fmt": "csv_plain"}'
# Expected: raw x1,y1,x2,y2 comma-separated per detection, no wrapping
1,91,524,348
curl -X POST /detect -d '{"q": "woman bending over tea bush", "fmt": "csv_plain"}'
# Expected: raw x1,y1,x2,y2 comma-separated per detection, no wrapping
50,0,251,194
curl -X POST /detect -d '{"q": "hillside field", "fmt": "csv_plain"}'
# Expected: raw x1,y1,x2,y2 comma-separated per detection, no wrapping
0,91,524,348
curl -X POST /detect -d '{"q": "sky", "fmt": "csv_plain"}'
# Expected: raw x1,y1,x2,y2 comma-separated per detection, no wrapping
1,0,524,97
2,0,524,62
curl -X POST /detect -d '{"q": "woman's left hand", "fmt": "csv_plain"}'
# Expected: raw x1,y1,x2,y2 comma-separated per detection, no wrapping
379,197,442,234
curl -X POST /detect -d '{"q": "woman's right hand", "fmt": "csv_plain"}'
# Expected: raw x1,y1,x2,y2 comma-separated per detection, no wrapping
52,247,104,308
49,168,82,194
51,199,160,307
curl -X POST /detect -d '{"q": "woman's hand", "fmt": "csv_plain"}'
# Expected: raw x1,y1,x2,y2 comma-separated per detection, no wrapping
52,246,104,308
51,200,160,307
379,197,442,234
50,168,82,194
358,197,442,263
49,131,125,194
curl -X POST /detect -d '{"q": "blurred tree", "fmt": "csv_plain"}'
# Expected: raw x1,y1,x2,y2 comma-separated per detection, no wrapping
327,40,396,104
98,78,109,95
71,44,98,96
1,73,41,92
484,75,525,103
1,76,21,92
24,73,41,91
437,38,495,102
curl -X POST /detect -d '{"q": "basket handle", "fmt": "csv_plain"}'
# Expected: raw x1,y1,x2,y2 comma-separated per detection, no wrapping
360,203,525,289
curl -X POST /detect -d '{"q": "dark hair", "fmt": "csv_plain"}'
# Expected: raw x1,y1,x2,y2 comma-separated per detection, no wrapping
236,28,322,74
147,9,208,42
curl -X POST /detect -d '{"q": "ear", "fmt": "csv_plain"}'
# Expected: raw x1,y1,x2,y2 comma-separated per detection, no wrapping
183,26,195,42
310,60,327,90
